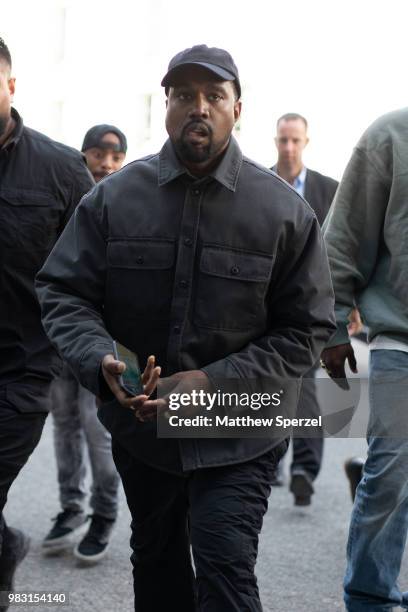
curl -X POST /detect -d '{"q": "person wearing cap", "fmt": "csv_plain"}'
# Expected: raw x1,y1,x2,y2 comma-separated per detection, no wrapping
41,125,127,564
82,124,127,182
36,45,335,610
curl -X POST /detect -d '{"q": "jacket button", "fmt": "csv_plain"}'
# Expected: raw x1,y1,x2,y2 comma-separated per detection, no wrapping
173,325,181,334
183,238,192,247
179,280,189,289
193,189,200,196
231,266,240,275
136,256,144,264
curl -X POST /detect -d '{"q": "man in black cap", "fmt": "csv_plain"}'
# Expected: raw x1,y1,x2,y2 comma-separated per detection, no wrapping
37,44,335,611
42,125,127,564
0,37,93,609
82,124,127,182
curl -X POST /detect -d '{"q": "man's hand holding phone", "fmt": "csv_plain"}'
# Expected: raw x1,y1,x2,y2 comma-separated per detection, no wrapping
102,348,161,415
136,369,211,421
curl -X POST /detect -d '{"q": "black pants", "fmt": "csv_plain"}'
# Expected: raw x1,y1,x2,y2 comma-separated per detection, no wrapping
0,387,46,558
291,363,323,480
112,441,287,612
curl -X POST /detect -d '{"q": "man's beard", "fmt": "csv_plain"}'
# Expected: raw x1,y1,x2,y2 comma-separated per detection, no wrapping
174,120,214,164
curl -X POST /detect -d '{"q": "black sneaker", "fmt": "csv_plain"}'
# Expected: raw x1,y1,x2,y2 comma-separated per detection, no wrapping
42,509,89,553
290,468,314,506
73,515,115,563
0,528,30,612
344,457,364,502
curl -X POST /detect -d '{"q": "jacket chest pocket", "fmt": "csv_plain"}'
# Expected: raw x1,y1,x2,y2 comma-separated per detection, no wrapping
106,239,175,318
194,246,273,331
0,188,59,251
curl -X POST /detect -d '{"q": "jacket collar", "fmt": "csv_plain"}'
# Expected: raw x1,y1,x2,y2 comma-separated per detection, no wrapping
1,107,24,153
158,135,243,192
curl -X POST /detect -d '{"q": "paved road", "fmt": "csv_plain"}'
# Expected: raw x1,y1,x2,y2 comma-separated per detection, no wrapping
6,341,408,611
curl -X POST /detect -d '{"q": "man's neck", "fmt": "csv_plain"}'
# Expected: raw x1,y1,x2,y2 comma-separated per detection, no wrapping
0,115,16,149
276,162,303,185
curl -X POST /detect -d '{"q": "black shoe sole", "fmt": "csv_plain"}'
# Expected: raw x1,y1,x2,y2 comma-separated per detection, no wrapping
290,472,314,506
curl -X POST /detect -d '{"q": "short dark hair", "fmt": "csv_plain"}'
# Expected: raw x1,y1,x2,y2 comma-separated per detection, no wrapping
277,113,307,130
0,37,12,69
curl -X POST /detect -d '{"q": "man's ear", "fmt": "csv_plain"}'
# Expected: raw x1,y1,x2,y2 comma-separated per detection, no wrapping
233,100,242,123
8,77,16,102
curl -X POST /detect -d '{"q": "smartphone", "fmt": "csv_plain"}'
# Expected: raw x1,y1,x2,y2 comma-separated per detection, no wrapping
112,340,143,396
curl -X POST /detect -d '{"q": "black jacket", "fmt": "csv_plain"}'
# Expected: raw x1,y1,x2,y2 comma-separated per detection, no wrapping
0,108,94,400
37,137,335,471
304,169,338,226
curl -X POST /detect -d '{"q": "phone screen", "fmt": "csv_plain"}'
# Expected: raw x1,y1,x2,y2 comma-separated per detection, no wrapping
112,341,143,396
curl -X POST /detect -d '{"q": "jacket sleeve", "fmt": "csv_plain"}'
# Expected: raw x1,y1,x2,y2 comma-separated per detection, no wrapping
36,189,112,397
202,213,336,386
323,145,390,346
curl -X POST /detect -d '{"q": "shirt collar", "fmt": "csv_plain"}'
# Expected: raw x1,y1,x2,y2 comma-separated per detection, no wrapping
158,135,243,192
293,165,307,195
1,107,24,153
271,164,307,196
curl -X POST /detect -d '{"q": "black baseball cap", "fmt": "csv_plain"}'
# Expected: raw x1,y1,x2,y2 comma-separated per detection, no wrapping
161,44,241,98
81,124,127,154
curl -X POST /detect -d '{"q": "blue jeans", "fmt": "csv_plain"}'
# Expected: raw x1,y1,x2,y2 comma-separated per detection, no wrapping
51,366,120,520
344,349,408,611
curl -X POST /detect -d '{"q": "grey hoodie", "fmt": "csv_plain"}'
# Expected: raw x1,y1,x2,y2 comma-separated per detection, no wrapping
323,107,408,347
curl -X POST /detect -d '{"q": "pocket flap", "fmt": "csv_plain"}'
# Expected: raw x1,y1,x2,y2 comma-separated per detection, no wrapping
0,188,55,207
200,246,273,282
107,239,175,269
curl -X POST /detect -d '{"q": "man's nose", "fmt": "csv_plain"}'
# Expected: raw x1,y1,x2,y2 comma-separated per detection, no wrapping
189,93,209,118
101,156,113,170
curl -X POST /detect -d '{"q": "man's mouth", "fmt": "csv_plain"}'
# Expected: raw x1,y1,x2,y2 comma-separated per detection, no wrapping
94,171,109,182
183,122,210,143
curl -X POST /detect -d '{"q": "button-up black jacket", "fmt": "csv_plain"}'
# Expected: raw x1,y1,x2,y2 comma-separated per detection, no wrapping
0,108,94,399
37,137,336,470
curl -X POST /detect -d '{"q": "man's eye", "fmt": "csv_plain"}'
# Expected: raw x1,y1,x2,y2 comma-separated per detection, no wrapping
177,92,191,101
208,94,222,101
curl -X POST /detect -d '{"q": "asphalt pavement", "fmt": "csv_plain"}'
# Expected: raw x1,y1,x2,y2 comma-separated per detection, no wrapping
5,340,408,611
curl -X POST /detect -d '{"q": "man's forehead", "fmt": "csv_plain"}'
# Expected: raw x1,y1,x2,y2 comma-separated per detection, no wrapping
278,119,307,132
0,58,11,77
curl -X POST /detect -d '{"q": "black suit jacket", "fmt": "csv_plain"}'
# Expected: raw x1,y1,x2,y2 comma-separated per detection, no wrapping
271,166,338,227
304,169,338,226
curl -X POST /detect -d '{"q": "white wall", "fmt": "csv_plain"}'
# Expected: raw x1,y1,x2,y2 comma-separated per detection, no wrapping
2,0,408,179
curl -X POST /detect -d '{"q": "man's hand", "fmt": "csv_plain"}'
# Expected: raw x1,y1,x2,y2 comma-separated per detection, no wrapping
347,308,363,336
135,369,211,422
102,353,161,413
321,344,357,390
